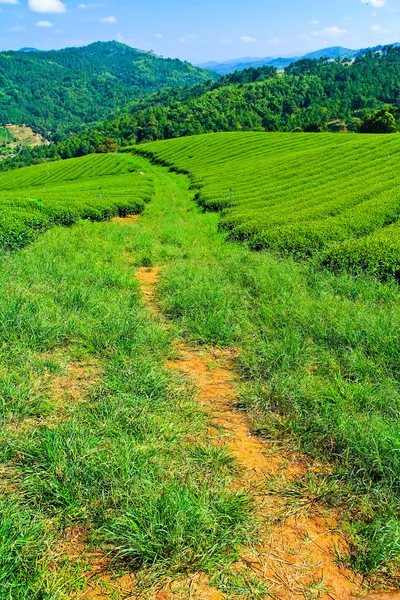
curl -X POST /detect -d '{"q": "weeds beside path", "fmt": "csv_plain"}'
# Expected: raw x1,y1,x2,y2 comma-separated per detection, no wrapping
128,158,400,591
2,155,400,597
116,169,369,599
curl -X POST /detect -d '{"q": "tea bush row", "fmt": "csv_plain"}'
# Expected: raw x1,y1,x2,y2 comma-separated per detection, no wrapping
0,154,153,250
137,132,400,279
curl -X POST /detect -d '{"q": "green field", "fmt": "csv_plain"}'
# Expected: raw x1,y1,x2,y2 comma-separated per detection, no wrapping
137,132,400,280
1,136,400,596
0,153,153,249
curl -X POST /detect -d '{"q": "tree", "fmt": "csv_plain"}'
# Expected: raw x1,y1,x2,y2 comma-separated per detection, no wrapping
359,106,398,134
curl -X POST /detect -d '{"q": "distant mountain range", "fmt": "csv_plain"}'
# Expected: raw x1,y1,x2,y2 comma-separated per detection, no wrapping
198,43,400,74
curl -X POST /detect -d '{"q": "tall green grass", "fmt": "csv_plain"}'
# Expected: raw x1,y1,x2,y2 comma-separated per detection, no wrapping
0,163,252,596
128,160,400,579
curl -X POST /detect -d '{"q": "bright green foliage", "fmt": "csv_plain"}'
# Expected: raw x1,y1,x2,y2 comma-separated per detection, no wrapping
0,128,10,144
0,41,215,140
323,222,400,280
0,162,252,594
138,131,400,279
0,153,153,250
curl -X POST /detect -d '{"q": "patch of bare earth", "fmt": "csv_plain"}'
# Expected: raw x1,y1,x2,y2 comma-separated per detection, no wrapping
136,267,397,600
4,355,100,436
47,360,100,408
111,215,139,226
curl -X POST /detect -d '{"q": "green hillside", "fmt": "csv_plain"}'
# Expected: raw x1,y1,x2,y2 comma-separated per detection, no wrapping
137,131,400,280
1,143,400,593
4,45,400,174
0,153,152,249
0,41,215,139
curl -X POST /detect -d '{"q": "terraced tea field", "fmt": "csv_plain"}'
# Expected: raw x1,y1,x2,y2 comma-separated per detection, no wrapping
0,153,153,249
137,132,400,280
1,139,400,597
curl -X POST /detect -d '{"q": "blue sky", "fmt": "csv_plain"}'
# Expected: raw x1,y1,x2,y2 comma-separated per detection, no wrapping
0,0,399,63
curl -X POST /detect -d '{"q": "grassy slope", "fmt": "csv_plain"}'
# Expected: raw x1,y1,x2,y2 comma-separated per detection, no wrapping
136,132,400,279
0,128,10,144
0,157,252,598
128,156,400,579
2,145,400,590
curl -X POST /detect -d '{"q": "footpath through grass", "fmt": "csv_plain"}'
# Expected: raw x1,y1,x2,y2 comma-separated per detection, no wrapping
0,156,252,597
2,150,400,593
127,159,400,582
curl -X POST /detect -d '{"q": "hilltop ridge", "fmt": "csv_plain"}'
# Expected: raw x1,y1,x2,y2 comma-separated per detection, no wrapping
198,42,400,74
0,41,215,139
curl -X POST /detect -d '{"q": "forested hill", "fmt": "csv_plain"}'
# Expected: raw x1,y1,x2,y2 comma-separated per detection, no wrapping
3,46,400,172
110,46,400,140
0,41,215,139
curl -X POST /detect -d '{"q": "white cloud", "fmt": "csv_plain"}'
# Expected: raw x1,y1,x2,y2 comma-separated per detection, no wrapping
29,0,66,13
101,15,117,22
310,20,319,25
9,25,25,30
241,35,258,43
0,0,18,4
370,23,391,33
36,19,53,26
362,0,386,6
312,25,347,36
155,33,163,38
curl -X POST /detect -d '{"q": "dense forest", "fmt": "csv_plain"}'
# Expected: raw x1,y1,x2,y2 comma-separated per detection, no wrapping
2,45,400,172
0,41,215,139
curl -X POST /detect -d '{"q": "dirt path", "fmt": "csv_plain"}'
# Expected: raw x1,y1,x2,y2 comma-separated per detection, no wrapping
135,265,366,600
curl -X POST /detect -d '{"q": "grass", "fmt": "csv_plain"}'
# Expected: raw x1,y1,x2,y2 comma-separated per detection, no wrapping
0,127,11,145
0,162,253,596
135,132,400,279
2,136,400,590
124,157,400,580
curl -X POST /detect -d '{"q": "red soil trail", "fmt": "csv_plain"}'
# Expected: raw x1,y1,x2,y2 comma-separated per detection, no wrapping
135,266,376,600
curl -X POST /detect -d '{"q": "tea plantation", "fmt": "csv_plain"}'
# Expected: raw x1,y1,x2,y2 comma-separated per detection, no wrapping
0,153,153,250
137,132,400,280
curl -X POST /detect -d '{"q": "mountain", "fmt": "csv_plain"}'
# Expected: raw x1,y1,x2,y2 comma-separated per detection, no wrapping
18,47,39,53
0,41,215,139
198,43,398,74
302,46,356,60
4,45,400,174
198,56,298,74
